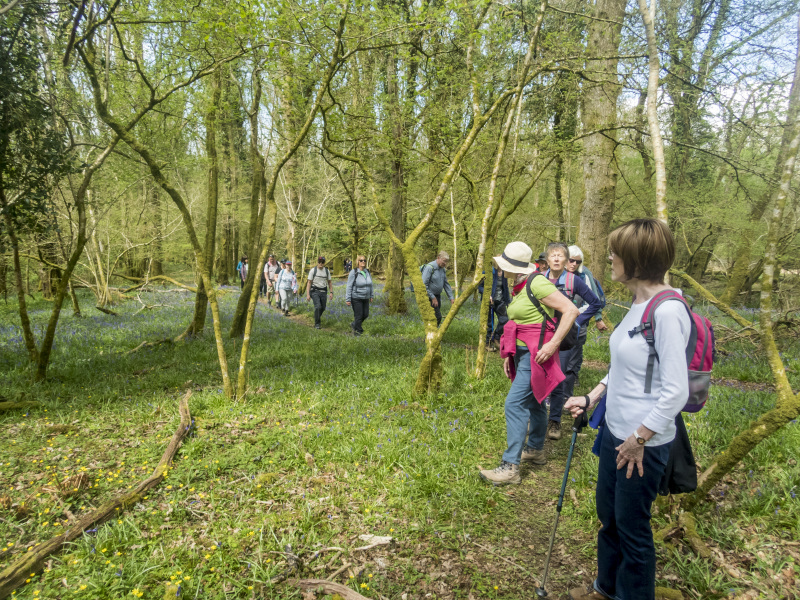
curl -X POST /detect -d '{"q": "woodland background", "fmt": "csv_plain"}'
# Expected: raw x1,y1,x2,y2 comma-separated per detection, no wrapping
1,0,800,598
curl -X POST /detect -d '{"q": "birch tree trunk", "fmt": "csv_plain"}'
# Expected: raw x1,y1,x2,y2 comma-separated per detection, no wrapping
638,0,667,222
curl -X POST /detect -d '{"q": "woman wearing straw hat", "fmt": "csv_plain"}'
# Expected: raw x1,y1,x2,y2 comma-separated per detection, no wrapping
479,241,580,486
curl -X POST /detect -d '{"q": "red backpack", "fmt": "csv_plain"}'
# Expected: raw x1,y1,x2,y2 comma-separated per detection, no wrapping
628,290,715,413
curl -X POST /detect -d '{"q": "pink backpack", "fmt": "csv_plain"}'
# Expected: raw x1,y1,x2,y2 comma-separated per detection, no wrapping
629,290,715,413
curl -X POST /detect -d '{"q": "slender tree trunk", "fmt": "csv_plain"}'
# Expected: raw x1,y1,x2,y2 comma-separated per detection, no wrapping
229,65,266,338
576,0,627,282
638,0,667,222
181,70,221,339
384,48,408,314
0,179,39,363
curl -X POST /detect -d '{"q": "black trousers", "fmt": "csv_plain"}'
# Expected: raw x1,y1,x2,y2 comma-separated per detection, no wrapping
490,301,509,342
310,288,328,325
429,293,442,327
351,298,370,334
259,276,267,296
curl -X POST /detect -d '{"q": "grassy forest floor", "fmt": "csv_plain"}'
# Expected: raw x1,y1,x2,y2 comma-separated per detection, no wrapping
0,281,799,600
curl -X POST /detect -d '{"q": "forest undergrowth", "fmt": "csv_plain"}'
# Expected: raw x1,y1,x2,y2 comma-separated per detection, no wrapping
0,284,798,599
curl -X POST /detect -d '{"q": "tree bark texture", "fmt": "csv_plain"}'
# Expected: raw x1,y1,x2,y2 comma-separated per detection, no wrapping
384,47,408,315
638,0,667,222
576,0,627,282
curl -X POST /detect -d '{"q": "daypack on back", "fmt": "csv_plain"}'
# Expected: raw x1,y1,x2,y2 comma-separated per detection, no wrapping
628,290,715,413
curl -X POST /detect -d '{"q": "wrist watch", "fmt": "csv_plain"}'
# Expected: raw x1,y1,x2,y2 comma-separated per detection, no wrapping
634,430,646,445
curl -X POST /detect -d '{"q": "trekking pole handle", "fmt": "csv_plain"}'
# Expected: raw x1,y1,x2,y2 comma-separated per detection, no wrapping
572,395,590,432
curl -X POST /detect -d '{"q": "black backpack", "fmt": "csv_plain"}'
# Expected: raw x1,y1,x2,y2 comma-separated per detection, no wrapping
524,272,579,351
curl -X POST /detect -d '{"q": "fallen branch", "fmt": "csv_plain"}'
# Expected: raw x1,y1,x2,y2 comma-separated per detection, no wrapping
328,560,352,580
0,401,40,412
113,273,198,294
94,305,119,316
287,578,370,600
133,294,169,316
123,338,173,357
0,391,193,600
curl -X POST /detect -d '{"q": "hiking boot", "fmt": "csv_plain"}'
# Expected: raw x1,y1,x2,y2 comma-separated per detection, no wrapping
547,420,562,440
520,446,547,465
568,584,612,600
314,324,321,330
479,461,521,486
488,340,498,352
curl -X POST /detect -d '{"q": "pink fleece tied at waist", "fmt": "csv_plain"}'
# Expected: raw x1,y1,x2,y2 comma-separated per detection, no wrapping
499,320,565,403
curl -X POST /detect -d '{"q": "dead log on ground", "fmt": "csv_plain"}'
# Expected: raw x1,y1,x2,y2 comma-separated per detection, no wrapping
0,391,192,600
287,579,371,600
94,305,119,316
0,401,40,412
122,338,174,356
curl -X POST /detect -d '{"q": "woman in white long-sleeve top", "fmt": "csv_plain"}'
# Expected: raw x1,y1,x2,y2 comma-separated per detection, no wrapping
565,219,691,600
345,255,373,336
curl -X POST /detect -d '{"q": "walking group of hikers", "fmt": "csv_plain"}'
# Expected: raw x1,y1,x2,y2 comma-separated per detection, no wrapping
233,218,711,600
479,218,714,600
237,254,374,334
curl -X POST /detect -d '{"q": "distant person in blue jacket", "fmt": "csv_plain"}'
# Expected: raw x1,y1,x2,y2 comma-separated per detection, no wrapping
487,267,511,351
421,251,455,327
544,242,604,440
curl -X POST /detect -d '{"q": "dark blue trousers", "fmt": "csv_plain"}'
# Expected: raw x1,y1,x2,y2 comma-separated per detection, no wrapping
595,430,671,600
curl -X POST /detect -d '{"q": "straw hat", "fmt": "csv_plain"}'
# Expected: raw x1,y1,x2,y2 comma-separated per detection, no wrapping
493,242,536,275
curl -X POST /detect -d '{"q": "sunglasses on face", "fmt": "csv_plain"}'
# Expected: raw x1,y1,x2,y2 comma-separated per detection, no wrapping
568,258,582,265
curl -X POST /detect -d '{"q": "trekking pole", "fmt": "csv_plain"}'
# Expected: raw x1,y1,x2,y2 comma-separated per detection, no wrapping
535,409,589,598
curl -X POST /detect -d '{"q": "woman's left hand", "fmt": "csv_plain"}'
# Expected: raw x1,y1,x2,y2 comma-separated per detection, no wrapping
615,436,645,479
534,340,559,364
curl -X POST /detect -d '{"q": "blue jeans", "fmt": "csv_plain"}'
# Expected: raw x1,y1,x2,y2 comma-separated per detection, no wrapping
595,429,671,600
548,330,587,423
501,347,548,465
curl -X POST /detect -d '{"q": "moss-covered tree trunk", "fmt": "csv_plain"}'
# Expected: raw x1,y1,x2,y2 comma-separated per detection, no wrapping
576,0,626,281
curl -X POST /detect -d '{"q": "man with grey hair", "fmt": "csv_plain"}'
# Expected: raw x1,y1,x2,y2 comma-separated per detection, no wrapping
421,250,455,326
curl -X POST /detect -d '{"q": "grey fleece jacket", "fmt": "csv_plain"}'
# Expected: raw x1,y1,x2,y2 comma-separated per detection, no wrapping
346,269,374,302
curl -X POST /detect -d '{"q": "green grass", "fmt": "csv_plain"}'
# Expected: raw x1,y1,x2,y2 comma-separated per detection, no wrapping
0,286,798,599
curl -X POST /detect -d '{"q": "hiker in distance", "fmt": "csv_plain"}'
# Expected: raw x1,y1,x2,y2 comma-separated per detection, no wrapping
567,245,608,331
422,250,455,327
543,242,604,441
565,219,691,600
345,255,374,336
487,266,511,352
479,241,579,486
264,254,280,307
306,256,334,329
275,259,298,316
238,256,248,290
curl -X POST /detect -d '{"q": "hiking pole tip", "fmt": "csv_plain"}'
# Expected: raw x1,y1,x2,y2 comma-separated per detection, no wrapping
534,587,548,597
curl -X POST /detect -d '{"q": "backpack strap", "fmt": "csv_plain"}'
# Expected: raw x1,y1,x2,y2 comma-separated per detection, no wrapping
630,290,697,394
525,273,557,349
563,272,575,299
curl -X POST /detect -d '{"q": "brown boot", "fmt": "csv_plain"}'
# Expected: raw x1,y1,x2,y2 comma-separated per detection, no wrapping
568,584,613,600
546,420,562,440
520,446,547,465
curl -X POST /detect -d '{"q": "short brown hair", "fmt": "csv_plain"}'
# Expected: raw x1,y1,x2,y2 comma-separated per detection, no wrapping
608,218,674,283
545,242,569,260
